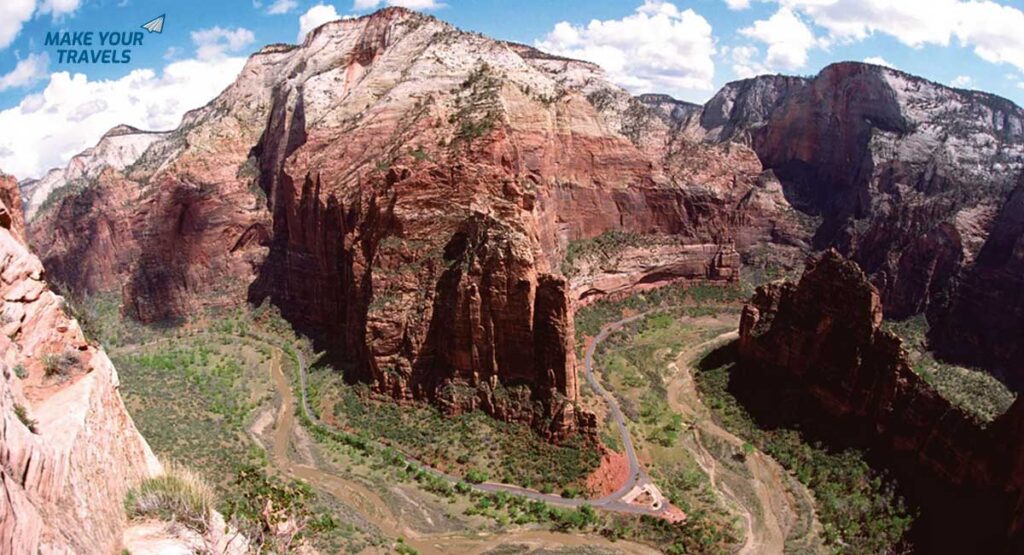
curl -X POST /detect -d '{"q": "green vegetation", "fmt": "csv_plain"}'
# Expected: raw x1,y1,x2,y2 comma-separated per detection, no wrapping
448,62,502,146
561,231,648,277
14,403,37,433
310,370,600,493
695,350,914,553
587,304,742,554
108,315,365,553
575,282,745,340
125,463,215,532
43,350,80,379
36,178,92,216
595,314,695,447
223,464,337,553
463,490,600,531
13,363,27,379
604,513,736,555
408,146,431,162
884,315,1016,423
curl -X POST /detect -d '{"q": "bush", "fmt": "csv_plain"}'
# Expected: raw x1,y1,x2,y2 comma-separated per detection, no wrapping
14,403,37,433
125,463,215,532
224,464,336,553
43,351,80,379
13,364,27,379
465,468,488,484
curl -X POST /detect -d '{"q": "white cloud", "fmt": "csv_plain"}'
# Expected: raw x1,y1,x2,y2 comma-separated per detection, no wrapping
38,0,81,17
0,0,83,50
956,0,1024,71
535,0,716,100
191,26,256,61
0,0,36,50
0,55,246,179
740,7,820,71
267,0,298,14
863,55,894,68
725,45,769,78
770,0,1024,73
299,4,342,42
950,74,973,88
724,0,751,9
0,52,48,91
353,0,444,10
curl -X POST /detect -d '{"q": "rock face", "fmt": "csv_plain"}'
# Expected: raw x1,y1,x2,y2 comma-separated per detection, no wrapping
687,62,1024,382
0,172,23,241
29,8,795,438
0,176,162,553
567,241,740,304
19,125,168,222
933,181,1024,387
738,250,1024,552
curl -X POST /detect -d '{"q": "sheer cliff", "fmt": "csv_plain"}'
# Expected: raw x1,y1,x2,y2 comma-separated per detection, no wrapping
738,250,1024,553
684,63,1024,383
28,8,790,438
0,175,163,553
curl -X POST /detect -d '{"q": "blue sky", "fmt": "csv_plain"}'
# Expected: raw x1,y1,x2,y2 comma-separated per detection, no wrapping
1,0,1024,178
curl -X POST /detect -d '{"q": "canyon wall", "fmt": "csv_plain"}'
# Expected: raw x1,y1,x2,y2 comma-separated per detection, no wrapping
27,9,791,438
0,175,163,553
738,250,1024,552
689,62,1024,383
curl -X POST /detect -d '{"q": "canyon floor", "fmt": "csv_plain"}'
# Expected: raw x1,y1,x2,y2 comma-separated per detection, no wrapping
84,276,994,553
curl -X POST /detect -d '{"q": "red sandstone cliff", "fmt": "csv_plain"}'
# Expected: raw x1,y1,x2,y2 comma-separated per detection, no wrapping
738,250,1024,552
0,175,163,553
28,8,796,438
689,63,1024,383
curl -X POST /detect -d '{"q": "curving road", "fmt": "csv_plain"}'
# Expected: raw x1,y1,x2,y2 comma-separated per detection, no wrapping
281,312,670,517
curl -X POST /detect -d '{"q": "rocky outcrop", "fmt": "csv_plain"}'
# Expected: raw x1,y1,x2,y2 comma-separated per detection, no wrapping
28,8,792,438
568,241,740,304
20,125,167,222
0,178,163,553
686,61,1024,382
738,250,1024,552
0,172,23,242
932,182,1024,387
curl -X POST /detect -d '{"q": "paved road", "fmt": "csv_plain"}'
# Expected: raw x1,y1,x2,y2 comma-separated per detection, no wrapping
279,313,669,517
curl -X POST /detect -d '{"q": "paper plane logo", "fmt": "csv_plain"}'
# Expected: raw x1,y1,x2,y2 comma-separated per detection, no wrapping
141,15,165,34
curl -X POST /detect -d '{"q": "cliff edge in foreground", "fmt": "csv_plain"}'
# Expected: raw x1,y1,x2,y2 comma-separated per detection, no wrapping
0,175,162,553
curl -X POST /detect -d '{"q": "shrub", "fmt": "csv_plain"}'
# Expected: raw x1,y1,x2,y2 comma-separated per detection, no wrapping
465,468,488,484
43,351,80,379
13,364,27,379
125,463,214,532
224,464,336,553
14,403,37,433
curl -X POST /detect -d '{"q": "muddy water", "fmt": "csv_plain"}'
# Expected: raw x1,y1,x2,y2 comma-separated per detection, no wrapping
264,348,661,555
666,327,827,555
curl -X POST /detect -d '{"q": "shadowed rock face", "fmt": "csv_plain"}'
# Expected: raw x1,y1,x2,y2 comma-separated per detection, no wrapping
0,174,162,553
686,61,1024,384
932,182,1024,387
738,250,1024,553
27,8,792,438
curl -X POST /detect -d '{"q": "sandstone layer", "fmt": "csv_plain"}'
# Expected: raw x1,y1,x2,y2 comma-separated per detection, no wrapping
29,8,793,438
0,174,163,554
684,62,1024,382
738,250,1024,552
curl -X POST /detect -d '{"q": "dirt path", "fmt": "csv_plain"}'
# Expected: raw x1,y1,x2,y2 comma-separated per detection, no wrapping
665,326,826,555
263,341,660,555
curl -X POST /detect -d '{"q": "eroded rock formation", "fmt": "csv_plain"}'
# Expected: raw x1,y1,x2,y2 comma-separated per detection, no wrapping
29,8,794,438
0,175,162,553
686,62,1024,382
738,250,1024,552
